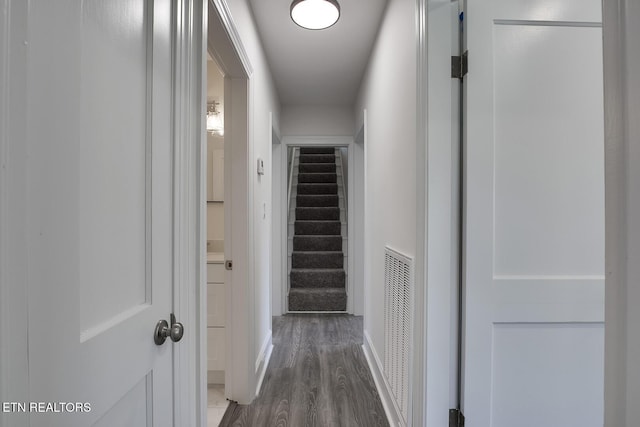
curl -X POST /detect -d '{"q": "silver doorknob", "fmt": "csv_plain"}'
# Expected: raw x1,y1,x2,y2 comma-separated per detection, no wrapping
154,313,184,345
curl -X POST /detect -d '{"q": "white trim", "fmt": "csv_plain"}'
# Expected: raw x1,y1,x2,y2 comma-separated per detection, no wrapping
493,19,602,27
362,331,401,427
197,1,209,426
254,332,273,396
353,121,365,316
0,2,30,426
173,1,205,425
280,136,356,314
413,0,428,426
603,0,640,425
209,0,252,77
347,144,355,314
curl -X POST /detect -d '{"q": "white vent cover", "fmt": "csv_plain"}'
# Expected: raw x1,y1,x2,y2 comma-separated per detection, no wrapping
384,246,413,425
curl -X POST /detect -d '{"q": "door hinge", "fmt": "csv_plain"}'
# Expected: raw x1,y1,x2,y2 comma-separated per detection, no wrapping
449,408,465,427
451,51,468,79
225,260,233,271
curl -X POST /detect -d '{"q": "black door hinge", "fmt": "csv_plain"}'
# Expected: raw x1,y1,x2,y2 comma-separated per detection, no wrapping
449,408,465,427
451,51,468,79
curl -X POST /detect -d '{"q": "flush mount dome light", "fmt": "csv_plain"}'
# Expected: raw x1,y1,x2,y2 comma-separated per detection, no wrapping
290,0,340,30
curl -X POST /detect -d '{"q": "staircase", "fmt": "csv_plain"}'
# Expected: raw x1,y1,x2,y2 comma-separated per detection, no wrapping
288,147,347,311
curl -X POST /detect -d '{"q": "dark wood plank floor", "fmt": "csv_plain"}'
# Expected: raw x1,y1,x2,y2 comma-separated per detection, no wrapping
220,314,389,427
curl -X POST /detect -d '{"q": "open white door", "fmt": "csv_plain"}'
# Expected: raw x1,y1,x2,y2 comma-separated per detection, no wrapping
24,0,177,425
464,1,605,426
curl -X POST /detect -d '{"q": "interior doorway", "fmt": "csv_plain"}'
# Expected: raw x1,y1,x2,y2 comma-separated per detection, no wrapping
201,0,253,424
204,54,228,426
284,144,349,312
278,137,361,315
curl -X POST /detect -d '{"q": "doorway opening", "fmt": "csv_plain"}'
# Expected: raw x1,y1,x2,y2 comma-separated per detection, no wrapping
285,145,349,312
204,53,228,426
278,137,359,315
201,0,253,425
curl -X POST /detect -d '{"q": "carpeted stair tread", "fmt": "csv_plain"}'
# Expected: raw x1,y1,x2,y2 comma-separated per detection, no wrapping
299,154,335,163
294,220,341,235
299,163,336,173
300,147,335,155
296,183,338,195
293,235,342,251
288,288,346,311
296,195,339,207
297,173,337,183
292,251,344,269
295,207,340,220
290,269,345,288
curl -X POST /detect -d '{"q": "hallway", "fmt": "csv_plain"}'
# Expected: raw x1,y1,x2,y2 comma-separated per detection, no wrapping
219,315,388,427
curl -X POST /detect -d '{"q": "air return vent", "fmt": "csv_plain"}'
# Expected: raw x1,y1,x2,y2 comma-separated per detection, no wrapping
383,246,413,424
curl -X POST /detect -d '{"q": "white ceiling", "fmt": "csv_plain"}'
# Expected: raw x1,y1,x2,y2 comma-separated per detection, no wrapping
248,0,387,106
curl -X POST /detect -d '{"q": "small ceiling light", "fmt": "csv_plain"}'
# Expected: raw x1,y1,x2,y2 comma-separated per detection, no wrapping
290,0,340,30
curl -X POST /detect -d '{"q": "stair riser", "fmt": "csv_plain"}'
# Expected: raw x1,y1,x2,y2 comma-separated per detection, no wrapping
296,195,339,207
292,253,343,269
293,236,342,251
288,290,346,311
295,221,341,235
290,270,345,288
297,183,338,195
297,173,337,183
299,154,335,163
299,163,336,173
300,147,335,155
295,207,340,220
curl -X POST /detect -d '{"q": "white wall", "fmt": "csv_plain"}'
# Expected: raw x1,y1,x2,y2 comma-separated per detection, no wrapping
207,62,225,243
355,0,417,394
281,104,354,136
603,0,640,425
226,0,281,398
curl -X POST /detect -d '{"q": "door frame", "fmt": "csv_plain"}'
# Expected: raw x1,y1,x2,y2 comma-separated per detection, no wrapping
0,2,29,425
195,0,257,415
279,136,356,314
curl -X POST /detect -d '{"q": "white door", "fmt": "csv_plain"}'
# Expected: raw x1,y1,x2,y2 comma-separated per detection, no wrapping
463,1,605,426
26,0,176,426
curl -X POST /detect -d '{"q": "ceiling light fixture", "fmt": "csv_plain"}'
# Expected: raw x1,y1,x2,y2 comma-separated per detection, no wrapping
290,0,340,30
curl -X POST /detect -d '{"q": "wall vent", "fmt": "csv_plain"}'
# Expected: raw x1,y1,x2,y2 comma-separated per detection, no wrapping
383,246,413,425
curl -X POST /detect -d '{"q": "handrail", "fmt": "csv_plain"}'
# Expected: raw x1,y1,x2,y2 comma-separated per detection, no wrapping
287,147,298,216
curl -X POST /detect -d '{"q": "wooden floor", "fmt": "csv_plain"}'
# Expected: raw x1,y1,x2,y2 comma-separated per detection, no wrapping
220,314,389,427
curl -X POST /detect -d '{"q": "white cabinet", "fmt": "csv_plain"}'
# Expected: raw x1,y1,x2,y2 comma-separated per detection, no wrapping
207,261,225,383
207,283,225,326
207,328,225,371
207,263,225,283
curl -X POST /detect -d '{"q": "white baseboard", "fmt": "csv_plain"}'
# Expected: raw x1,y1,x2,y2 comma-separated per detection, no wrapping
255,331,273,396
362,330,404,427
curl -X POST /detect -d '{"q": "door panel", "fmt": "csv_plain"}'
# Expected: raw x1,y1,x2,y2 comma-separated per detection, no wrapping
491,324,604,427
79,0,150,335
464,0,605,425
92,375,152,427
26,0,174,426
